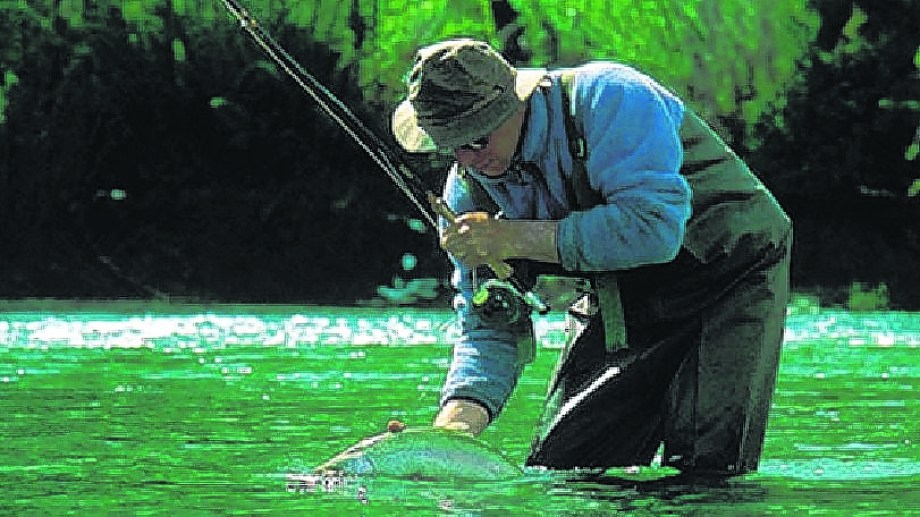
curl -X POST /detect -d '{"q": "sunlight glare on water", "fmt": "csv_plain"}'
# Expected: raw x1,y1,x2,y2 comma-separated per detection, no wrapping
0,305,568,350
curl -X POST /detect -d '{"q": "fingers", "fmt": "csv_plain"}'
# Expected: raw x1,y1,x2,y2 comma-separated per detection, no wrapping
439,213,491,260
429,197,515,277
439,214,514,278
434,399,490,436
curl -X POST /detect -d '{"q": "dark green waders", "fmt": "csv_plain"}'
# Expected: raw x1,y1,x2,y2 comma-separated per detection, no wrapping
526,111,793,475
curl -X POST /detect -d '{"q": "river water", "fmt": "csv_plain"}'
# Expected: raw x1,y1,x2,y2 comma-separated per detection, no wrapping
0,301,917,515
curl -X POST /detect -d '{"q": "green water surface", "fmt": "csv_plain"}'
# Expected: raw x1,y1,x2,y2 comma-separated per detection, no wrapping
0,302,917,515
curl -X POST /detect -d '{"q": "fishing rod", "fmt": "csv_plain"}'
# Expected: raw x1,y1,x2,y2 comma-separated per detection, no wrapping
217,0,548,320
218,0,435,229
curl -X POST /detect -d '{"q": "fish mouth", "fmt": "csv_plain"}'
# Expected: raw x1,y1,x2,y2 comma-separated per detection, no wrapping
285,472,330,493
286,471,353,493
287,452,376,493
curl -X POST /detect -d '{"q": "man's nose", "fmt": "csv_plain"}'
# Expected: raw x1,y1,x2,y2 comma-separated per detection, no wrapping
454,148,481,166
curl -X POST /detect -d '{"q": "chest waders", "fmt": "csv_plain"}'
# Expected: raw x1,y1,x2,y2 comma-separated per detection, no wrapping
463,70,792,475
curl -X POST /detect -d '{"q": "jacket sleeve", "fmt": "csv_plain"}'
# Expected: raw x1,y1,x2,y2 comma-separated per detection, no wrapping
556,63,693,272
437,165,528,420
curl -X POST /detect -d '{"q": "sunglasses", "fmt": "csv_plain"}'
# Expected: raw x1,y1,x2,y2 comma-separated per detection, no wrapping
456,135,490,152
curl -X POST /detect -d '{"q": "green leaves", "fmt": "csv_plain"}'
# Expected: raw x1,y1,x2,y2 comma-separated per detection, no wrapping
356,0,497,100
0,70,18,124
27,0,819,135
172,38,187,62
907,178,920,197
361,0,818,139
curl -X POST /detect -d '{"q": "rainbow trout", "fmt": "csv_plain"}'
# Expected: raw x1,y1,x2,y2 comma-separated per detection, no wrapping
288,422,522,493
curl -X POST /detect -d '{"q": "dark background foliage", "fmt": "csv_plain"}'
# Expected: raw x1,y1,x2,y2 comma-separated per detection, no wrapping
748,0,920,307
1,0,918,307
0,3,446,304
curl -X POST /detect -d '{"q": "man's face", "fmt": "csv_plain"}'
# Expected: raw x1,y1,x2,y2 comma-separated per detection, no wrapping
452,107,525,177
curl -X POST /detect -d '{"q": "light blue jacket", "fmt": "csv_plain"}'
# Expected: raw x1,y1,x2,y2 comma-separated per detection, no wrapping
439,62,693,419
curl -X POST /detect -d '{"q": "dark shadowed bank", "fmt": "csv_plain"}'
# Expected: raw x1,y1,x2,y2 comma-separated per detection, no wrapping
1,1,918,308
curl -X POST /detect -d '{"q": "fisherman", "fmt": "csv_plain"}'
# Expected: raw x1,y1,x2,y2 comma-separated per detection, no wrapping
391,39,792,476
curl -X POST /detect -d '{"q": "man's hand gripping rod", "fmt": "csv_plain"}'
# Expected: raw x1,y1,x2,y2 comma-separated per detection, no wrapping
428,194,512,281
218,0,548,317
429,194,549,317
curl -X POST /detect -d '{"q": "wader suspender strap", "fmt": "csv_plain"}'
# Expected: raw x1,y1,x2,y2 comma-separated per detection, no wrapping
558,71,628,355
459,71,629,356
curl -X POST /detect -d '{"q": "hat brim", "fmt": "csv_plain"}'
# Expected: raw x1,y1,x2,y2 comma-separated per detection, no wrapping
393,68,547,153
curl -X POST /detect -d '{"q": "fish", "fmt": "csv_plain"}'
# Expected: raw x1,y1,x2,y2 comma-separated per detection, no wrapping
287,421,523,493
